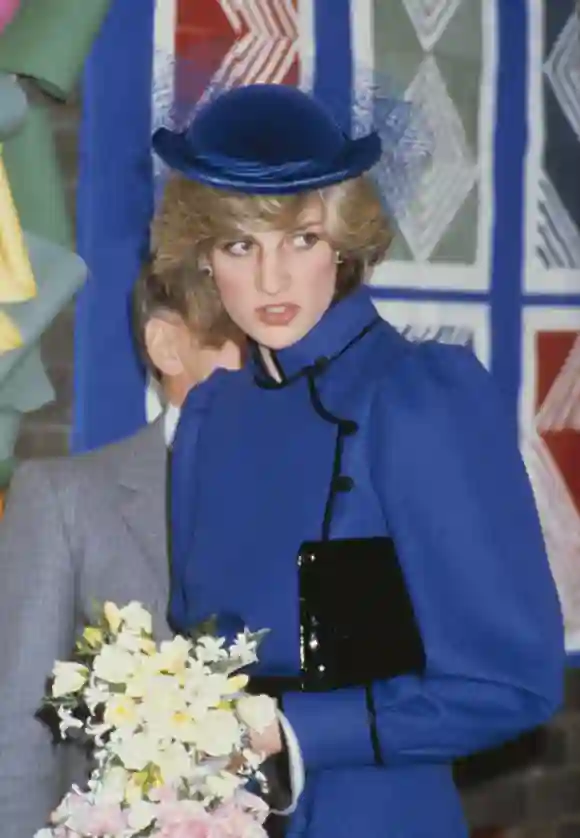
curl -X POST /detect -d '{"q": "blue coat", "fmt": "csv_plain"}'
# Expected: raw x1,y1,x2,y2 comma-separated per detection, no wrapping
169,286,564,838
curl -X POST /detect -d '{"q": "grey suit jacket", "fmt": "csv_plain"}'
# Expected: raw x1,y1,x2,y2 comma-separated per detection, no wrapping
0,419,172,838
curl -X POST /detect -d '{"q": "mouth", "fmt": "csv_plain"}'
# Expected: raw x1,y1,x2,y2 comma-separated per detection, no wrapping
255,303,301,327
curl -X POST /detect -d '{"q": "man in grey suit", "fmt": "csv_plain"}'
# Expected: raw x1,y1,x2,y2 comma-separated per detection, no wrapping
0,259,244,838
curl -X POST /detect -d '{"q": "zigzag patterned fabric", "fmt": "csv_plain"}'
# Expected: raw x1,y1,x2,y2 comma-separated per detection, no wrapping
75,0,580,654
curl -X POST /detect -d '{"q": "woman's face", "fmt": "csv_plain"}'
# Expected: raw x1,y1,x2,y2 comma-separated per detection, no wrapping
209,200,338,350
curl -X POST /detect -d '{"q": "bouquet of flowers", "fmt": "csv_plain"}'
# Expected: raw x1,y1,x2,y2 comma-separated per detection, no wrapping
35,601,276,838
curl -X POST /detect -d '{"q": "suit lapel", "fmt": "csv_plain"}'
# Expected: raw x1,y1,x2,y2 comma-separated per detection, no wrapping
116,418,170,591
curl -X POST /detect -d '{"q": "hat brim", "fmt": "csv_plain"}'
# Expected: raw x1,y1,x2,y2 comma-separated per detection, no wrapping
152,127,381,195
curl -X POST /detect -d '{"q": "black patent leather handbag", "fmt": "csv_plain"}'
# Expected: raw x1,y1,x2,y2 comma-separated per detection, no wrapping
297,537,426,691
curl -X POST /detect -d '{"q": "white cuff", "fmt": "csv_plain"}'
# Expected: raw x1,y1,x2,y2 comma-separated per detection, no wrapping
272,710,305,814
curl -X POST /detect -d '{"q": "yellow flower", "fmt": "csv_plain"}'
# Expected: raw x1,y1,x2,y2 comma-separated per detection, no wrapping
124,775,145,806
104,602,122,634
168,709,198,744
226,674,249,693
155,636,192,675
82,626,104,649
140,638,157,656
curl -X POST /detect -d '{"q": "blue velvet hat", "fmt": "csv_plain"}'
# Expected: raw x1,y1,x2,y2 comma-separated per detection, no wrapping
152,84,382,195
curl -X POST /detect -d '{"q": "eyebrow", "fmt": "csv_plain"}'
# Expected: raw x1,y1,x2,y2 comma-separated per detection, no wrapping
293,219,324,231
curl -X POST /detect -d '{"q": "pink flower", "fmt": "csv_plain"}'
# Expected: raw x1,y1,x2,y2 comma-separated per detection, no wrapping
231,791,269,824
149,785,180,805
0,0,19,33
156,819,213,838
154,798,213,838
69,800,127,836
211,802,269,838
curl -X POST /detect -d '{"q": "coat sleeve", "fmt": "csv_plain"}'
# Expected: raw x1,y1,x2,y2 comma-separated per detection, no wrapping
0,461,77,838
282,342,565,771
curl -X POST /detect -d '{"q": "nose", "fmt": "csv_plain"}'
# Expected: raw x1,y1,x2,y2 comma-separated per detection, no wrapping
255,246,290,297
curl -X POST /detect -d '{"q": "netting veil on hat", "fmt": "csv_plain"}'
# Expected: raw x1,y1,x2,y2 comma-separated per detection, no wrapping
151,46,431,217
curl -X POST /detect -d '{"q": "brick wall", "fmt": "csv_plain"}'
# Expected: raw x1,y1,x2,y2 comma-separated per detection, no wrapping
459,670,580,836
14,86,580,838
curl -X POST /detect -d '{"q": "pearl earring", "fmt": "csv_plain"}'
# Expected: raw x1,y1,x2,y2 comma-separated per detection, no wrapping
335,252,343,264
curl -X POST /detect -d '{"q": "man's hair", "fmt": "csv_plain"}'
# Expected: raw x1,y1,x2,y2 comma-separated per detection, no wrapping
132,252,243,378
151,173,393,298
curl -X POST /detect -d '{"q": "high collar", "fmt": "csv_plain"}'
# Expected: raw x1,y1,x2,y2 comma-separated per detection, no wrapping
250,286,380,385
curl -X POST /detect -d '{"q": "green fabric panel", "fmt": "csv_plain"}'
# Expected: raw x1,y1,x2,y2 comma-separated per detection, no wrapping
0,458,16,488
0,231,86,387
0,409,19,462
0,0,113,100
0,346,54,412
0,74,27,140
2,103,72,247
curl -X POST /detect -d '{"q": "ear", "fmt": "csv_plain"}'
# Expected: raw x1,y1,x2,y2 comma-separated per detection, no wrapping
144,315,185,377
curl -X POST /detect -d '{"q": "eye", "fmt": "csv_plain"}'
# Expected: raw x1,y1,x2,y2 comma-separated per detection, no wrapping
292,231,320,249
221,239,253,257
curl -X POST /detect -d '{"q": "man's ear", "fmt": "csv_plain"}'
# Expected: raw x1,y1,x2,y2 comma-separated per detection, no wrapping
144,315,185,377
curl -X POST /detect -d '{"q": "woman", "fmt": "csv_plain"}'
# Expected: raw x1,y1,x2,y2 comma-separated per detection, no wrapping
152,84,564,838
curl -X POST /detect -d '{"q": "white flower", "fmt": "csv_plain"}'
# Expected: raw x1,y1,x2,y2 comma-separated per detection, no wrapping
103,694,140,731
180,658,210,697
155,740,193,783
119,601,153,635
229,634,259,666
195,708,241,756
86,721,113,747
51,788,84,824
195,635,227,663
156,635,193,674
57,707,83,739
84,681,111,712
52,662,88,697
115,629,146,653
127,799,157,832
134,674,183,713
205,770,244,800
113,731,160,771
97,765,128,805
139,685,198,743
236,695,277,733
93,645,137,683
187,672,234,713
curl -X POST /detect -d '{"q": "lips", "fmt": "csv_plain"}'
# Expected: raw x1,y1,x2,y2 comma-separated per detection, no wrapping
255,303,301,327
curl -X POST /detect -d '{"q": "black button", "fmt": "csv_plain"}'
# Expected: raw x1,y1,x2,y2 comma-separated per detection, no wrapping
340,420,359,436
312,355,329,372
334,475,355,492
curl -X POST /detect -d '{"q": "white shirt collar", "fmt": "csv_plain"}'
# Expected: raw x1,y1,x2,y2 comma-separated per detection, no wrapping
164,403,181,446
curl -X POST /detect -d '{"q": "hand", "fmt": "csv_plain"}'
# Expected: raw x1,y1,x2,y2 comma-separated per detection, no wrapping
248,719,283,759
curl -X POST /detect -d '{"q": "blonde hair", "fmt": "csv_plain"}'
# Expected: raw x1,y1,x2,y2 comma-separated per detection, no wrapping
152,173,393,295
